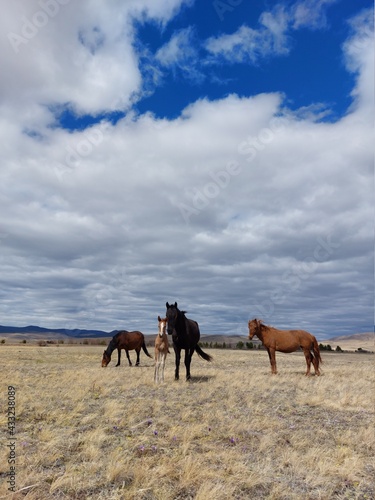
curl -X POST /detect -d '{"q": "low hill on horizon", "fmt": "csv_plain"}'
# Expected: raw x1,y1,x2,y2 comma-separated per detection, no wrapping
0,325,373,351
0,324,114,339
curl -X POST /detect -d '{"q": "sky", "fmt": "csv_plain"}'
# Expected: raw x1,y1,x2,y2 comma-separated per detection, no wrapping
0,0,373,341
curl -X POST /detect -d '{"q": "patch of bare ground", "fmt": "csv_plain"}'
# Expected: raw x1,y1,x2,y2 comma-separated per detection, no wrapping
0,345,374,499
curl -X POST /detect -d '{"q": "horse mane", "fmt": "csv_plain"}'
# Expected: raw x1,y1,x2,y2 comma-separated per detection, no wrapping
255,318,266,328
105,334,120,355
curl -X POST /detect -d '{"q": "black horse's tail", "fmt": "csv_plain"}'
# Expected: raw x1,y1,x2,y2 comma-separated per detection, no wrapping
142,340,153,359
195,344,213,362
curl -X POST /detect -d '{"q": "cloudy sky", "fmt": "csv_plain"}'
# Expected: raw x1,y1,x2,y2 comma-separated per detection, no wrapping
0,0,373,340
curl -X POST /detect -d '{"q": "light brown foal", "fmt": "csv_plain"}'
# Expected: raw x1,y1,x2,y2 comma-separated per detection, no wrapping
154,316,170,383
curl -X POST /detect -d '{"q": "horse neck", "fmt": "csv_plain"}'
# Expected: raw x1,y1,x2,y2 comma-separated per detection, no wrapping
255,325,265,342
106,337,117,355
157,331,167,342
176,311,188,335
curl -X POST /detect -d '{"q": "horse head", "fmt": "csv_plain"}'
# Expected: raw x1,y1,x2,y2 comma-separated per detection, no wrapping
166,302,178,335
158,316,167,337
248,318,262,339
101,350,111,367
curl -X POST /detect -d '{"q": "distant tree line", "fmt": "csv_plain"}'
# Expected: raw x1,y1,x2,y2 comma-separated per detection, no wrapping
319,343,343,352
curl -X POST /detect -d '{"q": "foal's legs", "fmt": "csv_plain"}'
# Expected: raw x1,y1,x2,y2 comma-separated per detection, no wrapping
154,351,160,383
160,352,166,383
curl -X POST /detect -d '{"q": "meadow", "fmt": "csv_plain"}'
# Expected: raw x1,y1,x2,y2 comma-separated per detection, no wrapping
0,344,374,499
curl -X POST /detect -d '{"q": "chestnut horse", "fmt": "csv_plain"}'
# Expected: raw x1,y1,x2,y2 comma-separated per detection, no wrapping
102,330,152,367
248,318,322,376
166,302,212,381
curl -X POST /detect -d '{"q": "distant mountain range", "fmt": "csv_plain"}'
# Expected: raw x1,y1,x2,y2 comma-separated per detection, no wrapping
0,325,114,338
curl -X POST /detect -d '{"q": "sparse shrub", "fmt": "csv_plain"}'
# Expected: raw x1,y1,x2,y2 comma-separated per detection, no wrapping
246,342,254,349
1,339,5,344
319,343,333,351
335,345,343,352
236,341,244,349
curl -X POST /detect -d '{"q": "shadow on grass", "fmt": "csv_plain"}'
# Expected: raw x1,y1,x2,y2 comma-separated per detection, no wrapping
186,375,216,383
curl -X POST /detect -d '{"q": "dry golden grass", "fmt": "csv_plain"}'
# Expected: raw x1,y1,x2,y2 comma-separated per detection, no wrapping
0,345,374,499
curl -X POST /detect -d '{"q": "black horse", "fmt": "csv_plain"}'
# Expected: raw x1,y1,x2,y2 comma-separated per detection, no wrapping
165,302,212,380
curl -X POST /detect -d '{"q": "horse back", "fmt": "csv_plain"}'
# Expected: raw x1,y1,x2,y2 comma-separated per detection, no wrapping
173,317,200,349
265,327,314,352
116,330,144,349
187,318,200,343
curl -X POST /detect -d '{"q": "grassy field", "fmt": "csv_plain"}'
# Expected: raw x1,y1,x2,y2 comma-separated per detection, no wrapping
0,344,374,499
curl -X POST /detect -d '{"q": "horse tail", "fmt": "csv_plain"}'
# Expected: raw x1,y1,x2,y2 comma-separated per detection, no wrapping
195,344,213,362
312,337,322,367
142,340,153,359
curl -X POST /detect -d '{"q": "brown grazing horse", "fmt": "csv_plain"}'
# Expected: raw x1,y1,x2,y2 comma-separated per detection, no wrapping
248,318,322,376
102,330,152,367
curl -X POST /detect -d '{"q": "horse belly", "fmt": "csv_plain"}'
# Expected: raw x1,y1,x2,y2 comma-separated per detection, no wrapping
275,335,300,352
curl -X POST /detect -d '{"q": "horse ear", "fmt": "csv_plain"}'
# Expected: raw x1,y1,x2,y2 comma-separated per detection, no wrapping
158,315,161,321
166,302,170,308
174,302,177,308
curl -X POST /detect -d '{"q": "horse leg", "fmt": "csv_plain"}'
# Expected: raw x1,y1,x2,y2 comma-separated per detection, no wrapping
184,349,193,381
267,348,277,374
160,352,166,383
116,348,121,367
135,348,140,366
303,349,313,376
174,345,181,380
311,351,320,376
312,339,321,375
154,351,159,383
125,349,132,366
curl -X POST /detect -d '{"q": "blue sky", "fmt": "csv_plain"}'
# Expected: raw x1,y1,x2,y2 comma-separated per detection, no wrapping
60,0,370,126
0,0,373,340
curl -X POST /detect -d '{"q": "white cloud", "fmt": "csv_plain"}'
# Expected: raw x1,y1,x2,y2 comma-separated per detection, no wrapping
205,0,339,64
155,26,204,82
292,0,338,30
342,8,374,119
0,0,190,118
205,6,291,63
